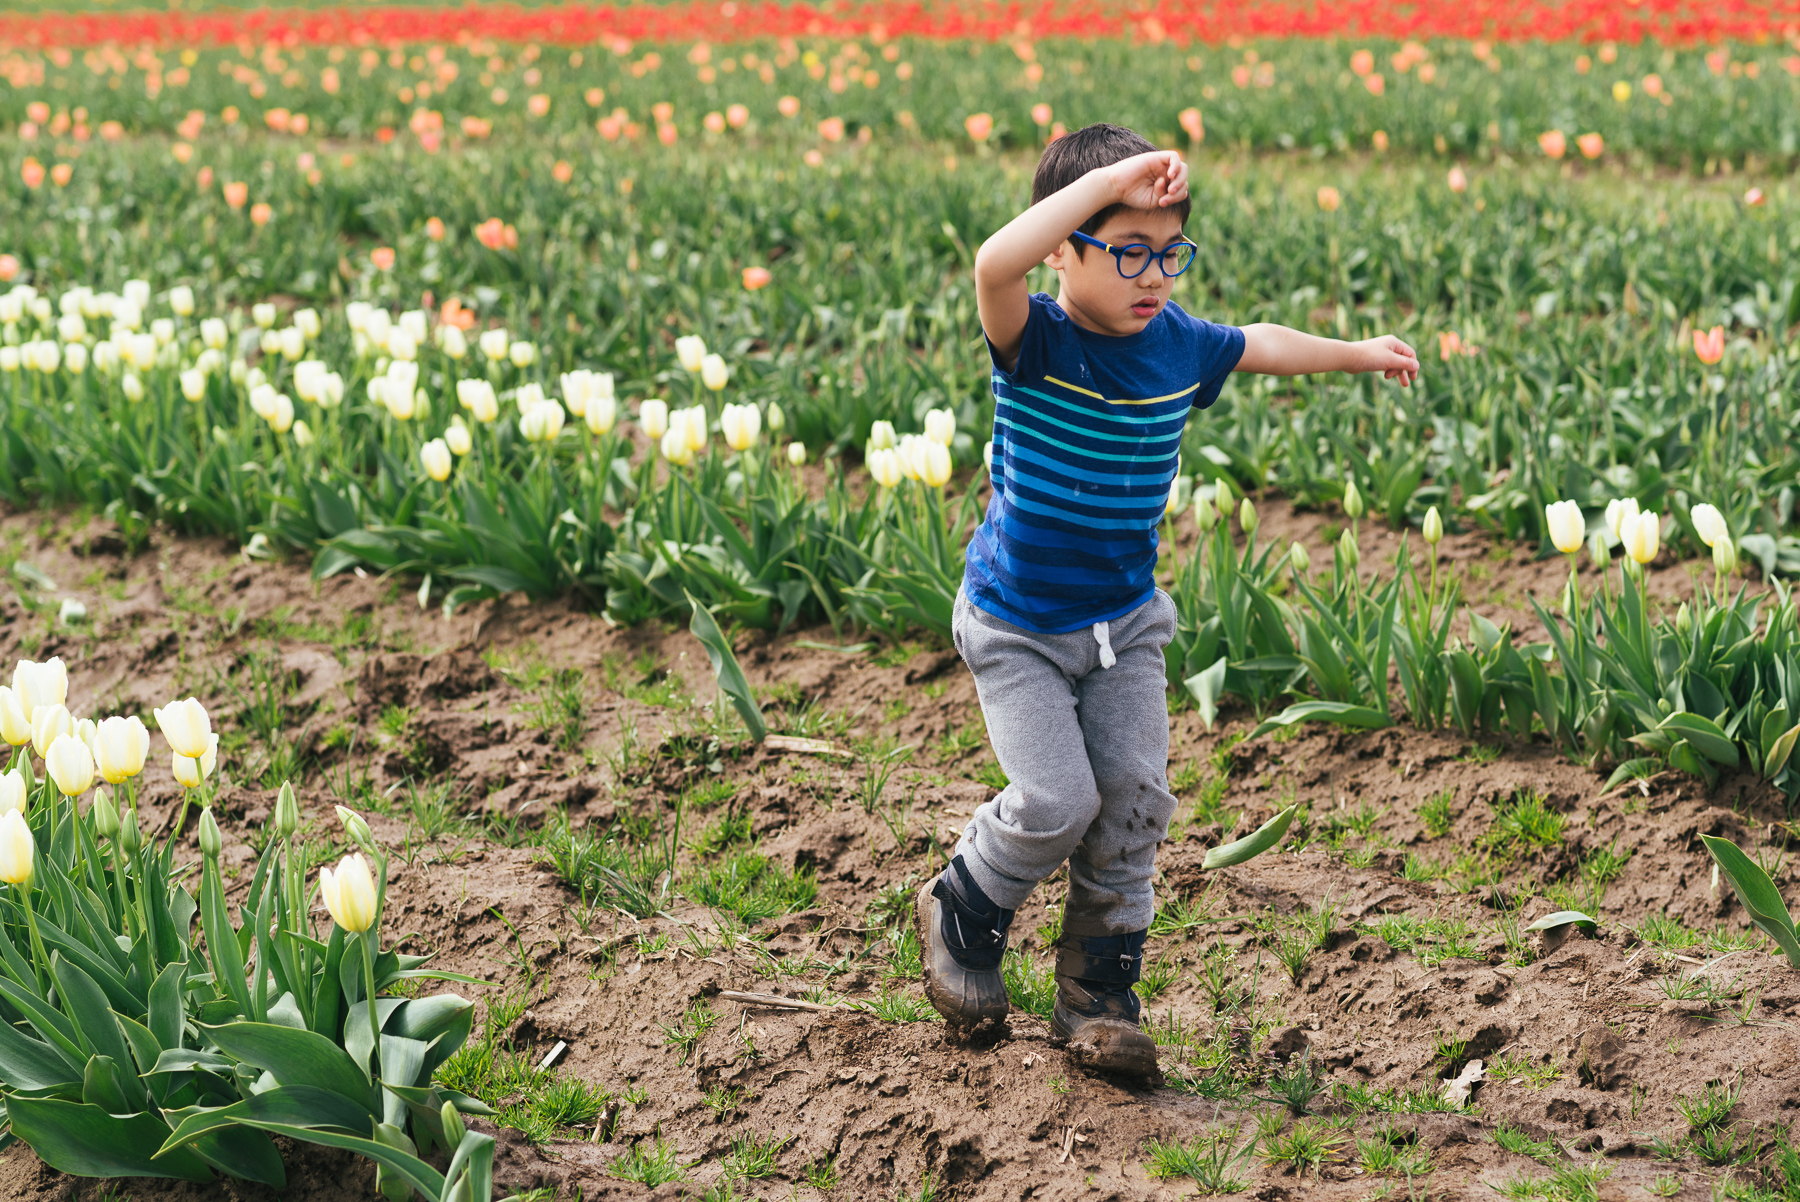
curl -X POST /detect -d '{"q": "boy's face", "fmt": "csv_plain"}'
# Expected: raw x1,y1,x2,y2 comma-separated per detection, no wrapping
1044,207,1189,337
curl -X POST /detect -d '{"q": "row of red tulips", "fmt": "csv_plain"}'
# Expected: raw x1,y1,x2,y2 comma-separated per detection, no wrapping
3,0,1800,49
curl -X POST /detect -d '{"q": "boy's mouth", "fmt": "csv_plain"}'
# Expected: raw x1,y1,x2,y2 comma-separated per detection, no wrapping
1131,297,1160,318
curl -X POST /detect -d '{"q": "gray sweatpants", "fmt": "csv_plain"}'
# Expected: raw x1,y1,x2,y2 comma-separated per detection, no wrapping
950,587,1178,937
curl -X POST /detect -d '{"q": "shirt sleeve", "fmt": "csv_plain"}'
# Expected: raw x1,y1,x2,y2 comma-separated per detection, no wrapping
983,293,1056,384
1188,318,1246,411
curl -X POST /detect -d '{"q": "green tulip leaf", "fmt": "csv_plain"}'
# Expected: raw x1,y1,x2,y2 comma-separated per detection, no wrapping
160,1085,375,1157
1699,835,1800,969
1657,711,1740,767
1764,722,1800,780
1249,701,1390,740
6,1097,214,1182
1524,911,1598,935
1203,805,1297,871
1184,656,1228,733
0,1007,79,1091
200,1021,376,1115
1601,757,1663,794
687,591,767,743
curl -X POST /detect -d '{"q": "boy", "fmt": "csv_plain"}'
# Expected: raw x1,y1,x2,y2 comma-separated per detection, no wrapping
916,123,1418,1076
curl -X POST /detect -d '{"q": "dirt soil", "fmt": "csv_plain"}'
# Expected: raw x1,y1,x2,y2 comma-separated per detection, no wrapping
0,500,1794,1202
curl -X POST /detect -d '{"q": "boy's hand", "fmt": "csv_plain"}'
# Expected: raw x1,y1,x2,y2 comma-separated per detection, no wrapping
1359,335,1419,387
1104,150,1188,211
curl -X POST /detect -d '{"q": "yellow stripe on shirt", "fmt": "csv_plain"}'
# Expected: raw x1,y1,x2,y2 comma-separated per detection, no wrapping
1043,375,1203,407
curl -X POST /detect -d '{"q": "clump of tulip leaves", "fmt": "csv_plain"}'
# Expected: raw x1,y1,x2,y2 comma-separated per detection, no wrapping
0,769,515,1201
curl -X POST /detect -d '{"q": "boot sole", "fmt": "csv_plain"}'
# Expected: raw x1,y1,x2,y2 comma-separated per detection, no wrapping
1051,1011,1161,1080
914,879,1008,1030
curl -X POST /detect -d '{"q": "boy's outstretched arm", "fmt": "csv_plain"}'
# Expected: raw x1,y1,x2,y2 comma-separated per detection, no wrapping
973,150,1188,372
1237,324,1420,386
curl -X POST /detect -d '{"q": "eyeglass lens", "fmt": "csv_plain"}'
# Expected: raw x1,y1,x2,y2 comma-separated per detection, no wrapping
1115,243,1196,278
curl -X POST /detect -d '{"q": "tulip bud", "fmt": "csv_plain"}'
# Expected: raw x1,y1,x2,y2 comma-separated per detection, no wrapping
1422,506,1443,546
1213,477,1233,515
1193,491,1217,533
675,334,707,373
766,402,785,432
335,803,374,849
479,328,509,361
1588,531,1610,571
1676,602,1694,636
198,806,223,859
420,438,453,482
1288,542,1311,575
1713,534,1737,577
180,369,206,401
1338,527,1360,570
1238,497,1258,537
0,689,30,747
1167,475,1191,516
508,341,535,368
92,786,119,838
119,805,143,855
1342,478,1364,520
638,399,669,440
441,1100,467,1147
787,441,807,467
274,780,299,839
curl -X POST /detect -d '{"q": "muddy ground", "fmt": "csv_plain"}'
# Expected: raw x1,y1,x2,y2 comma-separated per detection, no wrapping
0,498,1794,1202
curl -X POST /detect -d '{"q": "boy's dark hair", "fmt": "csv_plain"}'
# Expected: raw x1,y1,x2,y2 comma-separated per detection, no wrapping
1032,123,1191,259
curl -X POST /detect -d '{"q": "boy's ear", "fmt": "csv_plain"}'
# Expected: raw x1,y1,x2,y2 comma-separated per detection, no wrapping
1043,239,1070,272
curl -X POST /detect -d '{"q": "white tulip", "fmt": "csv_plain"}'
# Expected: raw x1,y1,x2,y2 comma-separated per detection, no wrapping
639,399,669,439
420,438,453,481
318,372,345,408
250,383,280,421
12,657,67,718
180,369,205,401
293,360,326,402
200,317,229,349
0,770,23,815
346,301,372,332
252,303,277,329
919,438,952,488
1689,502,1729,549
508,341,536,368
444,421,472,456
560,370,592,416
680,405,708,452
319,853,377,932
1545,499,1584,555
720,402,760,450
151,317,175,346
868,447,902,489
0,810,33,886
292,420,315,447
675,334,707,373
386,327,417,361
700,353,728,391
868,420,897,451
585,392,616,435
122,279,151,312
661,426,695,465
57,312,86,342
62,343,87,375
787,441,807,467
112,302,142,333
398,309,428,345
0,348,16,373
1622,511,1661,565
121,372,143,401
519,400,566,443
269,394,295,433
278,326,306,361
479,328,509,360
363,308,391,349
169,285,196,317
93,715,150,785
440,325,467,360
924,408,955,446
1604,497,1640,542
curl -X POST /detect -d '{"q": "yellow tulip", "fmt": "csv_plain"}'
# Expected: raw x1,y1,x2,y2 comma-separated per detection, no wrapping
45,733,94,797
319,852,378,933
0,810,33,886
154,697,213,759
171,733,219,790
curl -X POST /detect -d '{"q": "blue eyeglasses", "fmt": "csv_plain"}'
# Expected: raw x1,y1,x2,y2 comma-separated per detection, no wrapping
1069,230,1198,279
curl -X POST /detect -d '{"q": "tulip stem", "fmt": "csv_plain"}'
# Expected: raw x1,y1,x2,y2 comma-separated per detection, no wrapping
360,928,381,1082
17,883,50,995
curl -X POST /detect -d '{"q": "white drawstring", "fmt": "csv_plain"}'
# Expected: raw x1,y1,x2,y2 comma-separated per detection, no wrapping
1093,621,1116,669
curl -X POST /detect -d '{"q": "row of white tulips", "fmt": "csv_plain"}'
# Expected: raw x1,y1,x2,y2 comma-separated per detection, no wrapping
1543,494,1736,576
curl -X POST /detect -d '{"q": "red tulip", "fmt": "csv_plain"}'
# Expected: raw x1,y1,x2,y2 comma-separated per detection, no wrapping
1693,326,1725,365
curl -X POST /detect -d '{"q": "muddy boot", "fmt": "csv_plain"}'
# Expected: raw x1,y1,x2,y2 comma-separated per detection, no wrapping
914,856,1014,1029
1051,931,1159,1079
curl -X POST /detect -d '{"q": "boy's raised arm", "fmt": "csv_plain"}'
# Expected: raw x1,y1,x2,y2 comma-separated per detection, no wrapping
1236,323,1419,386
973,150,1188,372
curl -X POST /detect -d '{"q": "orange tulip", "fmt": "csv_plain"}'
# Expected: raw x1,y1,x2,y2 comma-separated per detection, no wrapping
172,142,193,163
726,104,749,129
1316,186,1341,212
49,163,71,187
656,122,678,146
1032,103,1053,127
197,166,213,191
1350,49,1374,76
1538,130,1567,159
1364,73,1385,96
742,266,772,291
552,159,574,182
1577,132,1604,159
474,218,506,250
20,160,44,189
964,112,993,142
371,247,396,271
818,116,845,142
1371,130,1388,152
527,94,551,117
250,202,272,226
1693,326,1725,365
425,217,446,241
703,111,726,133
1178,106,1203,142
652,101,674,123
0,255,17,282
223,181,248,209
778,95,800,118
1745,187,1766,207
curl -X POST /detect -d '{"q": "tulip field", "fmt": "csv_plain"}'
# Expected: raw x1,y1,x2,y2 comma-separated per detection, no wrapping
2,1,1800,1200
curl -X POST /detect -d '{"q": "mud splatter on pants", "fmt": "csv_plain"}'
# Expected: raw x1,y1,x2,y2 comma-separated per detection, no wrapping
949,587,1178,937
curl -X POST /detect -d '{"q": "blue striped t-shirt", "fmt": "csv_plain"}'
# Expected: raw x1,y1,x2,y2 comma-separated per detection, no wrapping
965,292,1245,634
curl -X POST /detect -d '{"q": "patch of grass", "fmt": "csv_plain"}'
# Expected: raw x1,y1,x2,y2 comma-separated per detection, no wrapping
933,719,984,762
1366,913,1479,967
1334,1082,1465,1115
1143,1126,1252,1192
1260,1119,1344,1176
1136,953,1179,1003
1191,769,1233,827
433,996,611,1144
721,1131,793,1180
803,1155,841,1190
1636,911,1700,950
1150,886,1219,936
1357,1131,1432,1177
1420,789,1456,838
1494,1122,1561,1165
860,988,940,1023
970,760,1009,791
1261,1050,1326,1116
1003,949,1056,1018
1489,1054,1563,1091
1485,789,1566,852
656,1000,719,1067
686,851,818,924
609,1133,690,1186
1688,1123,1756,1168
1675,1077,1739,1130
